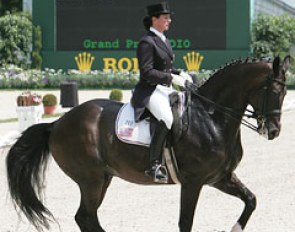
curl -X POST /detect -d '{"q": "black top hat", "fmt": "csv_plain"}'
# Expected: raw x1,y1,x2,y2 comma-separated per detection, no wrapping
146,2,173,17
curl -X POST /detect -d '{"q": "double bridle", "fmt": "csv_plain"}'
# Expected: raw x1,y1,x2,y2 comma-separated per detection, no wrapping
186,73,286,133
247,73,286,132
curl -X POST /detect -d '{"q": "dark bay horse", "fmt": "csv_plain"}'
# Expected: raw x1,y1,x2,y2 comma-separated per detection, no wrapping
6,56,290,232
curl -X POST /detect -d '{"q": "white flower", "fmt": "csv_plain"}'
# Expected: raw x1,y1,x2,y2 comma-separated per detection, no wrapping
67,69,81,75
15,72,29,81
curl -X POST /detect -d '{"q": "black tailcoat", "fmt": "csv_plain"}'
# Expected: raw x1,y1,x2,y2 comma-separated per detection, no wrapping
131,31,179,122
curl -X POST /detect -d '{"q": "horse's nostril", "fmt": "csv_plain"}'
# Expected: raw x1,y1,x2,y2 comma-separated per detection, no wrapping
268,129,279,140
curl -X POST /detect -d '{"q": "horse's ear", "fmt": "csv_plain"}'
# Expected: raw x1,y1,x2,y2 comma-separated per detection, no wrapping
282,55,291,74
273,56,280,76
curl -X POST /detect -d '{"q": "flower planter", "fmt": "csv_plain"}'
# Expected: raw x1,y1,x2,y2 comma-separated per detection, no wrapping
16,105,43,131
43,105,57,115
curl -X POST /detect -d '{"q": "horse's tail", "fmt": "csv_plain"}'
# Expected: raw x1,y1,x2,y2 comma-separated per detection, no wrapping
6,122,54,230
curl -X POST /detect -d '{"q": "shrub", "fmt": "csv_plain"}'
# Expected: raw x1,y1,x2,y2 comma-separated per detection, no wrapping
31,25,42,69
252,14,295,58
109,89,123,101
0,13,32,68
286,71,295,87
0,1,22,15
42,94,57,106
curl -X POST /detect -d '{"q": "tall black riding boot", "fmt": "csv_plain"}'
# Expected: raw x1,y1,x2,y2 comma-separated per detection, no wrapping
145,120,169,183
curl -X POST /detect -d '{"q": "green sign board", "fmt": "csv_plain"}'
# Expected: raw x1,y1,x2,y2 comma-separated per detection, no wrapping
33,0,251,70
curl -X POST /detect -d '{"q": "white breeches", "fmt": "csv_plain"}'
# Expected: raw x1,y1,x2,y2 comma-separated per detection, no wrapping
146,85,176,130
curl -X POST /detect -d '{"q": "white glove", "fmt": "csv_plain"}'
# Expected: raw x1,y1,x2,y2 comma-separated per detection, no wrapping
171,74,185,87
180,71,193,83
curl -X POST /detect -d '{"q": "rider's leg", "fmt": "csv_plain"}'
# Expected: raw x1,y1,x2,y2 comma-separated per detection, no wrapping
146,85,174,183
146,120,170,182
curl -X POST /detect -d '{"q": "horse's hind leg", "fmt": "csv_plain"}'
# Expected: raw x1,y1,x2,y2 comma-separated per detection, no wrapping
75,173,112,232
212,172,256,232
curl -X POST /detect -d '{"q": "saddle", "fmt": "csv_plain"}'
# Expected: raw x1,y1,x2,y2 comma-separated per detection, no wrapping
116,91,188,146
116,91,190,184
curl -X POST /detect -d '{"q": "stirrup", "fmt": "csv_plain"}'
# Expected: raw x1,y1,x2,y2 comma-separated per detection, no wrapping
145,163,168,183
154,164,168,184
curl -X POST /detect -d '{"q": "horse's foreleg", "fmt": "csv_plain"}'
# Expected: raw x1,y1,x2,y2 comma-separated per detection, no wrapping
75,173,112,232
212,172,256,232
178,182,203,232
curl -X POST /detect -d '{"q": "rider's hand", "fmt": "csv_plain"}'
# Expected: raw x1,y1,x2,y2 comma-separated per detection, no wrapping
171,74,185,87
180,71,193,83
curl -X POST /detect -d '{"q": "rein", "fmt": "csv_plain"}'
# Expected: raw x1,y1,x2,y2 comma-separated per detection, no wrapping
185,85,259,132
185,73,286,133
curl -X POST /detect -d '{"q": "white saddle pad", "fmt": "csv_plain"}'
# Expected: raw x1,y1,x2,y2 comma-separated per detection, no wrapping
116,103,151,146
116,93,186,146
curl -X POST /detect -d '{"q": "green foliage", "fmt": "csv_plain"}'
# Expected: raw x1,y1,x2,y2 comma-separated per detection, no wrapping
42,94,57,106
286,71,295,87
252,14,295,58
32,25,43,69
0,0,22,16
0,13,32,68
109,89,123,101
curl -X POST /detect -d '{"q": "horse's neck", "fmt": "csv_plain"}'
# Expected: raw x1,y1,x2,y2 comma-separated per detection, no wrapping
198,63,269,111
198,76,248,114
196,65,265,134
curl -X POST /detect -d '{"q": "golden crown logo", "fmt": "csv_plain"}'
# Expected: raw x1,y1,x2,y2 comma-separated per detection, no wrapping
183,51,204,72
75,52,95,72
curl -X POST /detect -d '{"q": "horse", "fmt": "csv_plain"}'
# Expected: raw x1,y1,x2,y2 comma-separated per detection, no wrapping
6,55,290,232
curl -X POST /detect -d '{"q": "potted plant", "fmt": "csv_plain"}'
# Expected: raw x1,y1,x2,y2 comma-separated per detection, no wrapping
17,91,42,107
109,89,123,102
42,93,58,114
16,91,43,131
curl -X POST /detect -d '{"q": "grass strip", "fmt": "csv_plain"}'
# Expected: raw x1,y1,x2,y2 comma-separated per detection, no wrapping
0,112,65,123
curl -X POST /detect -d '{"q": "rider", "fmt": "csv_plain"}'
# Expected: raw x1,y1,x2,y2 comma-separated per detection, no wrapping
131,2,192,183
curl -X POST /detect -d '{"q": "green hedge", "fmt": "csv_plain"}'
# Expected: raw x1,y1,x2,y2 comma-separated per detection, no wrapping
0,64,294,90
0,65,140,89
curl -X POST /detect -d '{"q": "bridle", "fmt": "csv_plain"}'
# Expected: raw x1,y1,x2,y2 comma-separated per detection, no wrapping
245,73,286,132
185,72,286,133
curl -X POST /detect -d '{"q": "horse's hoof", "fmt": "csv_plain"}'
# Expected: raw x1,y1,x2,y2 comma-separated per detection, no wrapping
231,223,243,232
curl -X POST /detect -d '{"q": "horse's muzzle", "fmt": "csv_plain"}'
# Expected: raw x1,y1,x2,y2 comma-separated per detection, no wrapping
267,124,280,140
258,121,281,140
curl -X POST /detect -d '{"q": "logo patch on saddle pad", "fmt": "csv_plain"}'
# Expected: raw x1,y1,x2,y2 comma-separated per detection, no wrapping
116,103,151,146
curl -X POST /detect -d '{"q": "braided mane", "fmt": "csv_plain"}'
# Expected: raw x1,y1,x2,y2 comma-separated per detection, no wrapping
197,57,273,87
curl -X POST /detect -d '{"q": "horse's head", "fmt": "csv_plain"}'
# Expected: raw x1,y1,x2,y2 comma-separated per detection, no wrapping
248,56,290,140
